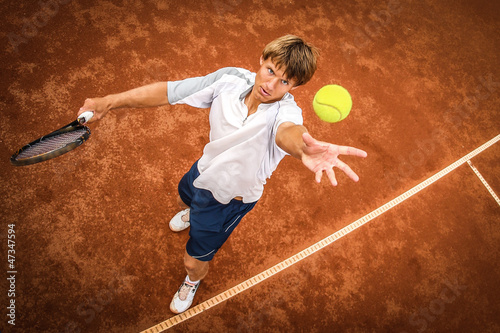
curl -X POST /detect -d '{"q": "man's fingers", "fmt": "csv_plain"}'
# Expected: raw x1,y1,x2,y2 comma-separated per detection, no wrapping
315,170,323,183
336,160,360,182
303,132,328,148
338,145,367,158
302,132,315,145
314,166,338,186
305,134,367,158
325,168,338,186
302,132,330,157
78,99,91,115
78,98,100,123
303,133,365,185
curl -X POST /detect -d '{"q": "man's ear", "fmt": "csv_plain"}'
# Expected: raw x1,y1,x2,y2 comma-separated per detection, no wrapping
259,55,264,65
291,85,299,90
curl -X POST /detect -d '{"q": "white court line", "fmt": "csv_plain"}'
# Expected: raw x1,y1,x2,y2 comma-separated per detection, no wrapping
467,160,500,206
141,134,500,333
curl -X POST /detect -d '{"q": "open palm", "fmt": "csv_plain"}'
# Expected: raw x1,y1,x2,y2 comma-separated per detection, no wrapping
301,132,367,186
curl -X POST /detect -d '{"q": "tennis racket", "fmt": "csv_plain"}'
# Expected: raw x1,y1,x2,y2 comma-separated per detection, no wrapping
10,111,94,166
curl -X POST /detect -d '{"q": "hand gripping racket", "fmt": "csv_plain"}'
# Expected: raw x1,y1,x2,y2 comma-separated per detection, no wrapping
10,111,94,166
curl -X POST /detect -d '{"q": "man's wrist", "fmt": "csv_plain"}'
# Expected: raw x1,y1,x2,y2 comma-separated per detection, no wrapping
103,94,119,110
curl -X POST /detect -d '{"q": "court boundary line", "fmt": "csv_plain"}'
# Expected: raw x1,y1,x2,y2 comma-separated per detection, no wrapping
467,160,500,206
140,134,499,333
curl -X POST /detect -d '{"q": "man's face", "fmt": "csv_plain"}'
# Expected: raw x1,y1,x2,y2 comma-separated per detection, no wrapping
251,56,297,104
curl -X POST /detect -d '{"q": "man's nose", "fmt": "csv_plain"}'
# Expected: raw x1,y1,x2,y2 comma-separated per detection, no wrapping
267,78,280,90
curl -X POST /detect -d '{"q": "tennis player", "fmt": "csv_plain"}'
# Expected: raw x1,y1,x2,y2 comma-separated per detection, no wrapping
78,35,367,314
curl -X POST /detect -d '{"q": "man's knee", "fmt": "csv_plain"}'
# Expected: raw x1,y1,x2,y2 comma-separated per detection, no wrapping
184,252,208,272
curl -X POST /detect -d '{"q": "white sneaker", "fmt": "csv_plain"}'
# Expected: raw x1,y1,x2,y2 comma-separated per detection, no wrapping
169,208,190,232
170,277,200,314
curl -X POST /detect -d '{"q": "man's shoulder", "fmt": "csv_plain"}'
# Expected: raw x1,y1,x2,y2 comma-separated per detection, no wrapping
278,92,300,108
213,67,255,83
275,93,303,122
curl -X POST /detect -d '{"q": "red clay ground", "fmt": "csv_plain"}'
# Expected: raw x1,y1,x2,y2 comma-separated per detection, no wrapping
0,0,499,332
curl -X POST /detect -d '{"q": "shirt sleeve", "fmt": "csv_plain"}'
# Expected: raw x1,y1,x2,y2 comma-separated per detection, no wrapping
273,95,304,134
167,67,247,108
271,95,304,156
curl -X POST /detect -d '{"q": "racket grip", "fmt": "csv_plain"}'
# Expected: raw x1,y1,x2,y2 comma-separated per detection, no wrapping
78,111,94,124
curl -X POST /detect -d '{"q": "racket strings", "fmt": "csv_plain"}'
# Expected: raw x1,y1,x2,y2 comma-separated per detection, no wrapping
16,128,88,159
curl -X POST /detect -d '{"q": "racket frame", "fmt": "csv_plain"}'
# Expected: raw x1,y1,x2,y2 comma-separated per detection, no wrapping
10,119,91,166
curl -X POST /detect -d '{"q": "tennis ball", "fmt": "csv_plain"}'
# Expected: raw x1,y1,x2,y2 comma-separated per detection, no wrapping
313,85,352,123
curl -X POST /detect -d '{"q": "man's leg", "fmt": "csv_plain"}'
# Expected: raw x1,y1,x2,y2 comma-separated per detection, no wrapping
184,250,209,281
170,250,209,314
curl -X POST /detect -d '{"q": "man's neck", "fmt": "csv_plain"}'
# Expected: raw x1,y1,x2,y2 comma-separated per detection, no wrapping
244,88,261,115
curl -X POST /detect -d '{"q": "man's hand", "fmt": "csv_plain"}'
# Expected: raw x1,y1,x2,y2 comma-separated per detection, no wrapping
77,97,110,123
301,132,367,186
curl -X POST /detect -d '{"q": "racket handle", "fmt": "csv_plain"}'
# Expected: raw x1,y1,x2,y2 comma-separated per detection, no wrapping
78,111,94,124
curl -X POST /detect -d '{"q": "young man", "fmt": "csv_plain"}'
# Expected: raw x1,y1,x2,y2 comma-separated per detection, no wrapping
77,35,367,314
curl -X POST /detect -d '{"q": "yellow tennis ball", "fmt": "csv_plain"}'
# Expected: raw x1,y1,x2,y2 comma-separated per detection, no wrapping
313,85,353,123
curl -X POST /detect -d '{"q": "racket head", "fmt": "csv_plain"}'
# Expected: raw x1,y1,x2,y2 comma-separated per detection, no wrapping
10,120,91,166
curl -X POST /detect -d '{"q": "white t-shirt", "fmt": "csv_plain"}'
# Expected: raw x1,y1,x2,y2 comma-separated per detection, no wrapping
167,67,303,204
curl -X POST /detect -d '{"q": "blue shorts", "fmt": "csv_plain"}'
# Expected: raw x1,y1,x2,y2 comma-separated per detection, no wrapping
178,161,257,262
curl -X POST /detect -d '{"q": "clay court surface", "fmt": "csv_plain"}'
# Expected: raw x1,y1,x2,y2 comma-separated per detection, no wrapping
1,0,499,332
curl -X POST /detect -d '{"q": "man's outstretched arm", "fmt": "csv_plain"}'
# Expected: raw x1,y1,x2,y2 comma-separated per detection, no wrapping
76,82,169,122
276,122,367,186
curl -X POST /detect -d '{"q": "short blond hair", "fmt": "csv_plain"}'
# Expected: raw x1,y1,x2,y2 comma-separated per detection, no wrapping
262,35,319,86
